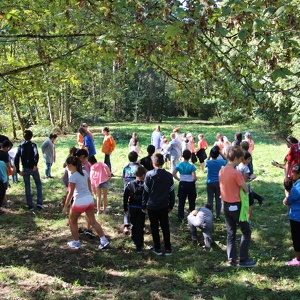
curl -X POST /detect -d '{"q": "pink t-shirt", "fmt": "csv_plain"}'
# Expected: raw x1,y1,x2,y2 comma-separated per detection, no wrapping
90,162,111,188
219,166,245,203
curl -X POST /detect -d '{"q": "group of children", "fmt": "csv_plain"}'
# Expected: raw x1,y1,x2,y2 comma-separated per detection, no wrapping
6,126,298,268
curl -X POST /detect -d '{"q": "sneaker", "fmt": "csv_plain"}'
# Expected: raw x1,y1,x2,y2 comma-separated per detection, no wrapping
258,197,265,206
84,229,96,238
227,259,236,267
78,228,85,234
285,258,300,266
67,240,80,249
98,240,110,249
37,204,45,209
165,249,172,256
136,247,143,254
28,207,34,211
123,226,130,235
150,246,162,256
238,259,256,268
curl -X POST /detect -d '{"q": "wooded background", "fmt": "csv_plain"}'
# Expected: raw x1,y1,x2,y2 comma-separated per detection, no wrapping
0,0,299,138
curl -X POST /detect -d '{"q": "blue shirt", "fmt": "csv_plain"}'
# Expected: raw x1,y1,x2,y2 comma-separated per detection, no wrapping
287,179,300,222
205,159,227,184
175,161,196,182
0,160,7,183
84,135,96,157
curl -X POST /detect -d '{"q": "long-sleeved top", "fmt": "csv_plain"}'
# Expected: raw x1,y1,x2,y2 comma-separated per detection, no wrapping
102,134,116,155
167,139,181,159
84,135,96,157
14,140,39,173
41,138,56,164
287,179,300,222
123,180,144,211
142,168,175,210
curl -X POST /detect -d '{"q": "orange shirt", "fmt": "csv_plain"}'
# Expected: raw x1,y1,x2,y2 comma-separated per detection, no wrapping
198,139,208,149
102,134,116,155
219,166,245,203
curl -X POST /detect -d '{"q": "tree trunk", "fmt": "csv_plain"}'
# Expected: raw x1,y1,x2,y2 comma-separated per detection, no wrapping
11,97,25,133
146,72,153,122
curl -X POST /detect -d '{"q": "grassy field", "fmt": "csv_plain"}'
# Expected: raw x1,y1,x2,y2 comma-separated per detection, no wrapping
1,118,300,300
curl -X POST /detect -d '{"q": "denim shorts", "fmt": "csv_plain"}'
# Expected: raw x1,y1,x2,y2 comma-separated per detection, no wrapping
98,181,109,188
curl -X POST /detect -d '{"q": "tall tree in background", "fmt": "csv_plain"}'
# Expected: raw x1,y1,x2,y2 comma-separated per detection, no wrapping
0,0,299,136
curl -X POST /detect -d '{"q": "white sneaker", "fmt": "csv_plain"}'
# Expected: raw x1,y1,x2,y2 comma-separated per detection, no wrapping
98,239,110,249
67,240,80,249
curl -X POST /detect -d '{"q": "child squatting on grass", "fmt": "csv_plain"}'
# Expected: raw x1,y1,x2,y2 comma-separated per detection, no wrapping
62,156,109,250
283,163,300,266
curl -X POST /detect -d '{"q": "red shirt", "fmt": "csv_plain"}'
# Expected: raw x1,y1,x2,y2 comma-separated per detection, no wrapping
286,143,300,176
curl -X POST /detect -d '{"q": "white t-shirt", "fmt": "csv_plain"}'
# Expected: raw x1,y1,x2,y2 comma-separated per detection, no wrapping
69,170,92,202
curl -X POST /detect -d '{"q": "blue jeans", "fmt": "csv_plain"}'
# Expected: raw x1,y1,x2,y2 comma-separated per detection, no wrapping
22,168,43,209
223,201,251,262
104,154,111,171
45,163,52,177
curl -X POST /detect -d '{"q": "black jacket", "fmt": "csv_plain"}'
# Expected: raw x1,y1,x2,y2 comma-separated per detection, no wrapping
14,140,39,173
142,168,175,210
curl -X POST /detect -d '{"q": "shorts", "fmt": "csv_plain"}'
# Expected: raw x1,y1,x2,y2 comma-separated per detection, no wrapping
72,202,94,213
98,181,109,188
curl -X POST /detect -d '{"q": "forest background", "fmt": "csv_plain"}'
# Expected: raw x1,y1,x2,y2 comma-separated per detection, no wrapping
0,0,299,139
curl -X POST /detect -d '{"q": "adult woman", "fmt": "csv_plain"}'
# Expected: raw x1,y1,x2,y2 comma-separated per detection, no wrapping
78,127,96,158
41,133,57,179
151,125,163,152
77,122,94,149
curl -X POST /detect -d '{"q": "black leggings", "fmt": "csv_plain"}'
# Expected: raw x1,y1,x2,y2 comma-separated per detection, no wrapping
290,219,300,252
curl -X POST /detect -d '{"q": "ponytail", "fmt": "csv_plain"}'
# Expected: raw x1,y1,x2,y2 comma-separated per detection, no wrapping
66,156,84,176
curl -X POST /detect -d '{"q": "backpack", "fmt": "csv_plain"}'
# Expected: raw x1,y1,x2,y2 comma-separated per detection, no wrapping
128,181,144,205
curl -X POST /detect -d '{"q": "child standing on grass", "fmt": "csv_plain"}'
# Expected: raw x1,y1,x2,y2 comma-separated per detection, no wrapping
122,151,141,234
283,163,300,266
196,133,208,172
0,160,8,215
160,138,170,170
62,156,109,250
205,146,227,221
139,145,155,171
219,146,256,268
142,153,175,255
236,151,264,226
172,149,197,223
123,166,147,253
88,156,111,215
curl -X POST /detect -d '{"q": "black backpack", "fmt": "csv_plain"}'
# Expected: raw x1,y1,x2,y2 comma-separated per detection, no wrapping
128,181,144,205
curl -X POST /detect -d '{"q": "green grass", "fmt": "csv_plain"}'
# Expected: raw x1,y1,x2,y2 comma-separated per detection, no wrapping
1,118,300,300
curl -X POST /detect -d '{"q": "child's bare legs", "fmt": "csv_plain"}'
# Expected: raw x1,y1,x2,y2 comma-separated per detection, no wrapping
101,188,108,212
69,209,81,240
201,162,205,172
96,188,102,214
85,209,105,237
